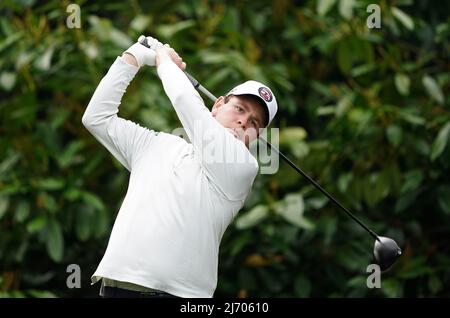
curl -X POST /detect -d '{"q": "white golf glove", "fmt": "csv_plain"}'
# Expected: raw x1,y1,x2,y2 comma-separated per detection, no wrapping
124,35,165,67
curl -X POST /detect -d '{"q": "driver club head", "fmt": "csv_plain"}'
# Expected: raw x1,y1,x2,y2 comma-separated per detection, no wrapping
373,236,402,271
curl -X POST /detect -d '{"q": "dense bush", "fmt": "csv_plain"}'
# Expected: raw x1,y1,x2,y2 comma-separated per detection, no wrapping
0,0,449,297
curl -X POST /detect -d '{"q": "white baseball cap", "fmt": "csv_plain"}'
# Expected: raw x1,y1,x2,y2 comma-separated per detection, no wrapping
226,80,278,126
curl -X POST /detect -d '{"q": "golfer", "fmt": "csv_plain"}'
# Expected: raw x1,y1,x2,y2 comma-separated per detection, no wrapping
82,35,278,298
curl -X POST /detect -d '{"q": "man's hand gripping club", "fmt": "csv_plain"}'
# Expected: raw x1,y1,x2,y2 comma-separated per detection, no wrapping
123,35,186,71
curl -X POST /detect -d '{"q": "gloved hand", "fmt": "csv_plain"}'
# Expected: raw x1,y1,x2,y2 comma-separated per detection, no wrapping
123,35,165,67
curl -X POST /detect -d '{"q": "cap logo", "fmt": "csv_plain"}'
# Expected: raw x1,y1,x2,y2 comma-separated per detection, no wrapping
258,87,273,102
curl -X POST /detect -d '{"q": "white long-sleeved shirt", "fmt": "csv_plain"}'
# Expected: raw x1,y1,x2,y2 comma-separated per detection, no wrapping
82,56,259,298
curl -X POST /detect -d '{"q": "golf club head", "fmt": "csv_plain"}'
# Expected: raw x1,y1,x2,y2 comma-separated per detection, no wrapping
373,236,402,271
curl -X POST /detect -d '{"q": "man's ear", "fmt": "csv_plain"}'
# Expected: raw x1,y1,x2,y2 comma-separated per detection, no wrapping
211,96,225,117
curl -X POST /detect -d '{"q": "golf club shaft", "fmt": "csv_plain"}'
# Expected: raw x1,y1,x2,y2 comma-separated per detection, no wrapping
138,38,218,102
140,39,380,241
184,73,218,103
190,83,380,242
259,136,380,241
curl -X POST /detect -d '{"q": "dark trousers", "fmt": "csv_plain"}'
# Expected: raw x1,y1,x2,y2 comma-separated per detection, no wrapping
101,286,180,298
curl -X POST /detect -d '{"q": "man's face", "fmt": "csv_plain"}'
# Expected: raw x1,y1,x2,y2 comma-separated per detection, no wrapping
211,95,266,147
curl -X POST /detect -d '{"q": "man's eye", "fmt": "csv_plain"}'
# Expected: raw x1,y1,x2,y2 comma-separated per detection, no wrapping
235,106,244,112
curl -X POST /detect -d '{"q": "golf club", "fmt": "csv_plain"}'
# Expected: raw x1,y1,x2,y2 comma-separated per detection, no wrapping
139,36,402,271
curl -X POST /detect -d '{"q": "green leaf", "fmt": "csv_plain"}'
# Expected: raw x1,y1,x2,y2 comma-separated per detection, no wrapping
437,186,450,215
15,201,30,223
280,127,308,156
34,178,65,191
294,275,311,297
76,205,95,241
336,95,353,117
395,73,410,96
317,106,336,116
382,278,403,297
398,110,426,126
337,40,351,73
394,189,420,213
280,127,307,142
339,0,355,20
317,0,337,16
0,72,16,91
109,29,132,48
58,140,85,168
398,256,432,279
386,162,402,195
156,20,195,39
15,240,28,263
45,219,64,262
88,16,111,41
338,173,353,193
0,152,20,178
401,170,424,194
0,32,24,54
347,276,367,289
364,173,389,207
414,139,430,156
40,192,58,213
63,188,81,201
26,290,57,298
94,208,110,239
290,141,310,159
81,191,105,211
235,205,269,229
430,122,450,161
305,196,329,210
258,268,283,292
392,7,414,30
230,234,250,257
130,15,151,33
22,271,55,285
79,41,99,60
275,194,314,229
386,125,403,147
16,51,35,69
336,245,370,271
323,216,338,246
310,81,332,98
26,217,46,234
351,64,376,77
0,290,26,298
422,75,444,104
50,108,70,130
34,46,54,71
348,176,364,202
0,196,9,220
204,68,232,89
428,275,443,294
375,171,391,202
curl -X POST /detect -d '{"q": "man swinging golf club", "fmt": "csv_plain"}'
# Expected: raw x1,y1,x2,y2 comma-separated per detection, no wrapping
82,35,278,298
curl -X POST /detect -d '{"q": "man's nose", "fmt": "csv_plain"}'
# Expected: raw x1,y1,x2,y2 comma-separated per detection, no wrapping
237,116,248,129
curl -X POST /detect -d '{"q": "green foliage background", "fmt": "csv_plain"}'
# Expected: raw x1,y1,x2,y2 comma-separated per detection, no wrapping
0,0,449,297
